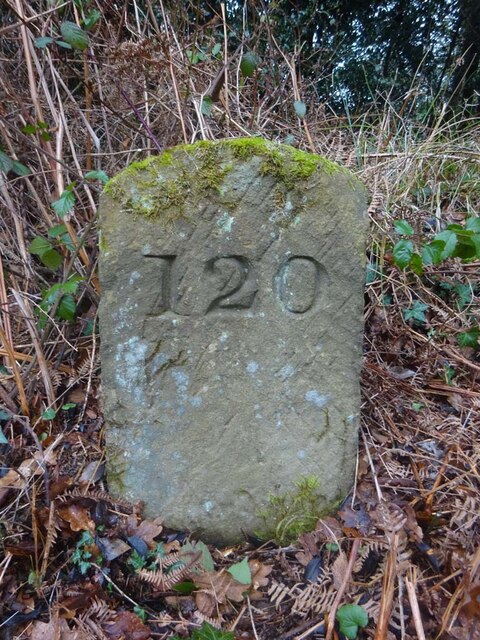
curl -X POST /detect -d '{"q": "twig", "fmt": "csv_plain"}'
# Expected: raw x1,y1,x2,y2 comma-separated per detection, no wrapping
405,567,426,640
325,538,361,640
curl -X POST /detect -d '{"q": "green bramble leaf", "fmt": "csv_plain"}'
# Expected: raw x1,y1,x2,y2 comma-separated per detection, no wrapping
57,294,76,322
435,230,457,259
48,224,68,238
0,151,13,173
83,9,101,31
85,170,109,184
336,604,369,639
408,252,423,275
40,249,63,270
12,161,30,176
421,240,445,265
21,124,37,135
52,189,75,218
201,95,213,116
60,21,89,51
227,557,251,585
56,40,73,49
240,52,257,77
29,236,52,256
293,100,307,119
394,220,414,236
393,239,414,269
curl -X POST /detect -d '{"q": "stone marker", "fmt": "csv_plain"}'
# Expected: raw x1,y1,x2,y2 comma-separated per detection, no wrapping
99,138,367,544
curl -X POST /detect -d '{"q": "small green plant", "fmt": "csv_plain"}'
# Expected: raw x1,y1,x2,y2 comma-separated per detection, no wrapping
393,217,480,274
0,146,29,176
36,275,83,329
35,21,89,51
457,326,480,348
259,475,333,545
336,604,369,639
71,531,101,575
21,121,51,142
172,622,234,640
29,223,74,270
402,300,428,325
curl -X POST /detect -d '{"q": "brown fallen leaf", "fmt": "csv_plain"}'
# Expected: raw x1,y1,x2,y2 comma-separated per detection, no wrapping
103,610,151,640
132,516,163,547
58,503,95,532
249,559,272,591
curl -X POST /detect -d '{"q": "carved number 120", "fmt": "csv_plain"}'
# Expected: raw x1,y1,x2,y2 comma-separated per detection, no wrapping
145,254,326,316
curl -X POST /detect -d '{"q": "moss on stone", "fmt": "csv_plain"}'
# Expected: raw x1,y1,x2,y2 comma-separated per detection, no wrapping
257,474,343,545
102,137,351,221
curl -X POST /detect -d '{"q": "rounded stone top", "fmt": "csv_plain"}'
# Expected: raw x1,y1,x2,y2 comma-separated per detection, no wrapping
101,137,364,222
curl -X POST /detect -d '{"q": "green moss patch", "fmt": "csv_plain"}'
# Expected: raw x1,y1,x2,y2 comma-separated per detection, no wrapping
257,474,343,545
102,137,348,221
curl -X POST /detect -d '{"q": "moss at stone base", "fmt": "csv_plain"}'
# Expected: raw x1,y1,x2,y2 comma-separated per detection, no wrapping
256,474,344,545
102,137,357,222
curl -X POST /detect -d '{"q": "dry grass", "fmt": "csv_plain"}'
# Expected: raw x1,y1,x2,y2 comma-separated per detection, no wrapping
0,2,479,639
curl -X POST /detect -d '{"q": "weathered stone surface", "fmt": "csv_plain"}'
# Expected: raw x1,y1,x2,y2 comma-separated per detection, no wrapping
99,138,367,544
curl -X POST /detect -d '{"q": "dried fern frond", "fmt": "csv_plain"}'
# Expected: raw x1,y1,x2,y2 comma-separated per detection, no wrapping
57,488,135,511
40,501,62,577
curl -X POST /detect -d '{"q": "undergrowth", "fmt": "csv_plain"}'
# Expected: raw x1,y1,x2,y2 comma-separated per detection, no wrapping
0,2,478,639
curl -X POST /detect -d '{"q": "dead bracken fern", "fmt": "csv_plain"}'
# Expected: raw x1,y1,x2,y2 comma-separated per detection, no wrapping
137,550,202,590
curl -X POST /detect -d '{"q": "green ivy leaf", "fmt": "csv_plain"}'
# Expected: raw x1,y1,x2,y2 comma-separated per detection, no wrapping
29,236,52,256
85,170,109,184
227,557,252,585
392,239,414,269
34,36,54,48
42,408,57,421
52,189,75,218
336,604,369,639
60,21,89,51
240,52,257,77
394,220,414,235
403,301,429,324
293,100,307,119
457,327,480,348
